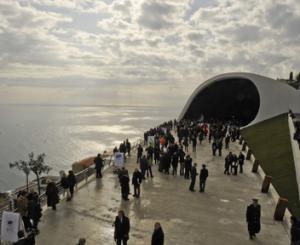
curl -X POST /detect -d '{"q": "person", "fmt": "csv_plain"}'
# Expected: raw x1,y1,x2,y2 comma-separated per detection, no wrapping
171,152,179,176
238,152,245,174
217,139,223,156
27,193,42,231
140,155,148,179
67,170,77,199
199,164,208,192
46,181,59,210
16,191,31,231
154,146,160,165
232,154,238,175
225,134,230,149
179,147,185,176
189,163,198,192
184,155,192,179
291,216,300,245
13,230,27,245
183,137,189,152
125,139,131,157
137,144,143,164
151,222,164,245
114,210,130,245
76,238,86,245
94,153,104,178
246,198,261,240
146,156,154,178
120,170,130,201
212,141,217,156
146,145,154,163
13,230,35,245
224,152,232,175
60,171,70,200
192,136,197,152
132,168,142,198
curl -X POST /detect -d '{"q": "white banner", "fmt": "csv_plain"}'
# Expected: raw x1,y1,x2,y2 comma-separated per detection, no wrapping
114,152,124,168
147,136,155,146
1,211,24,242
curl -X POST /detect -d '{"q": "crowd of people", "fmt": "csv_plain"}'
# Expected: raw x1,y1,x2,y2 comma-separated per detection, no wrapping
12,116,300,244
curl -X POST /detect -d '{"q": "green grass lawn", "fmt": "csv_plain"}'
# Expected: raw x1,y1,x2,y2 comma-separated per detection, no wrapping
242,113,300,218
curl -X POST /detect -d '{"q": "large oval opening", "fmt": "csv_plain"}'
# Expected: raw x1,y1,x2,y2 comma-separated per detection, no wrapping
183,78,260,126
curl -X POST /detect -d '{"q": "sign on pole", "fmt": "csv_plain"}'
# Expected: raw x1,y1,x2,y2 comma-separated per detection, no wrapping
1,211,24,242
114,152,124,168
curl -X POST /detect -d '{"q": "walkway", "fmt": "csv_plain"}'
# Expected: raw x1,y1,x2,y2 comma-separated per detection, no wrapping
36,138,290,244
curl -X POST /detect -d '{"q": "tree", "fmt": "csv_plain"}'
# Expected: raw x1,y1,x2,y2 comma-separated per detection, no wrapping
28,152,52,196
9,160,31,191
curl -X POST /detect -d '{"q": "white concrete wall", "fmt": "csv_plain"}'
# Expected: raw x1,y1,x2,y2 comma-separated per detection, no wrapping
178,72,300,126
288,115,300,201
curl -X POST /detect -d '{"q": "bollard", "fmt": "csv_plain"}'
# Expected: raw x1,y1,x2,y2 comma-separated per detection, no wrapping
246,149,252,160
242,142,247,151
274,198,288,221
261,175,272,193
252,159,260,173
239,137,243,145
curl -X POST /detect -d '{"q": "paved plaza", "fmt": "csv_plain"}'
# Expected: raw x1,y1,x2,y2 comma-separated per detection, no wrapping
36,139,290,244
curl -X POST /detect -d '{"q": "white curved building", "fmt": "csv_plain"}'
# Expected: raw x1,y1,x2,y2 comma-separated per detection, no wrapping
179,72,300,126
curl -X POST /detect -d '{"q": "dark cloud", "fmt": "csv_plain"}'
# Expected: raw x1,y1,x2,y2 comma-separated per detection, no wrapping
138,1,176,30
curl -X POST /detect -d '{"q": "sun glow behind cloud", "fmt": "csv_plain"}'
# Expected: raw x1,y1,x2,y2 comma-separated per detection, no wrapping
0,0,300,106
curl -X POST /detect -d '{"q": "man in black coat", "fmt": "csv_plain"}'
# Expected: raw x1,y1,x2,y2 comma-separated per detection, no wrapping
184,155,192,179
140,155,148,179
137,144,143,163
94,153,104,178
120,170,130,201
67,170,77,199
238,152,245,174
132,168,142,198
189,163,198,192
246,199,261,240
199,164,208,192
114,210,130,245
151,222,164,245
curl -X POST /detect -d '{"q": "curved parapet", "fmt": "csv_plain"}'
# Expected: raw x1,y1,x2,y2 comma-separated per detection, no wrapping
179,72,300,126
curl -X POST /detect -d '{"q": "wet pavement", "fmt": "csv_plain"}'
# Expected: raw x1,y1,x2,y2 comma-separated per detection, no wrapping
36,139,290,245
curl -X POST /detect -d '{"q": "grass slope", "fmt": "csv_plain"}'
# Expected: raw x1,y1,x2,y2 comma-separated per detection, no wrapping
242,113,300,217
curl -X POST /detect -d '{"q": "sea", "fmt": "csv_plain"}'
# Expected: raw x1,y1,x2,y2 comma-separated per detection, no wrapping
0,104,179,191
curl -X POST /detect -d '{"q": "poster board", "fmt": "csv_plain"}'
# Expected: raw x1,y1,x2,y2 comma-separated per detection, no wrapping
114,152,124,168
147,136,155,146
1,211,24,242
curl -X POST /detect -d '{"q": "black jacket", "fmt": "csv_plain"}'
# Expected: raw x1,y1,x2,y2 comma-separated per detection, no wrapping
120,175,130,192
246,204,261,233
94,156,103,170
114,216,130,240
132,171,142,186
67,174,77,188
200,168,208,180
61,176,69,189
151,227,164,245
191,166,198,179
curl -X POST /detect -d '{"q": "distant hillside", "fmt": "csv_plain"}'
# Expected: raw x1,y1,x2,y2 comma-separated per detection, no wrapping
242,113,300,217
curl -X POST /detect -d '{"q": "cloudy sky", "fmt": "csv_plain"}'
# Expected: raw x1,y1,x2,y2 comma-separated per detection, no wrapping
0,0,299,107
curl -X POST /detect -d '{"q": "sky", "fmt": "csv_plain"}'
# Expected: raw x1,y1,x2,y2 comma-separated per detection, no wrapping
0,0,300,107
